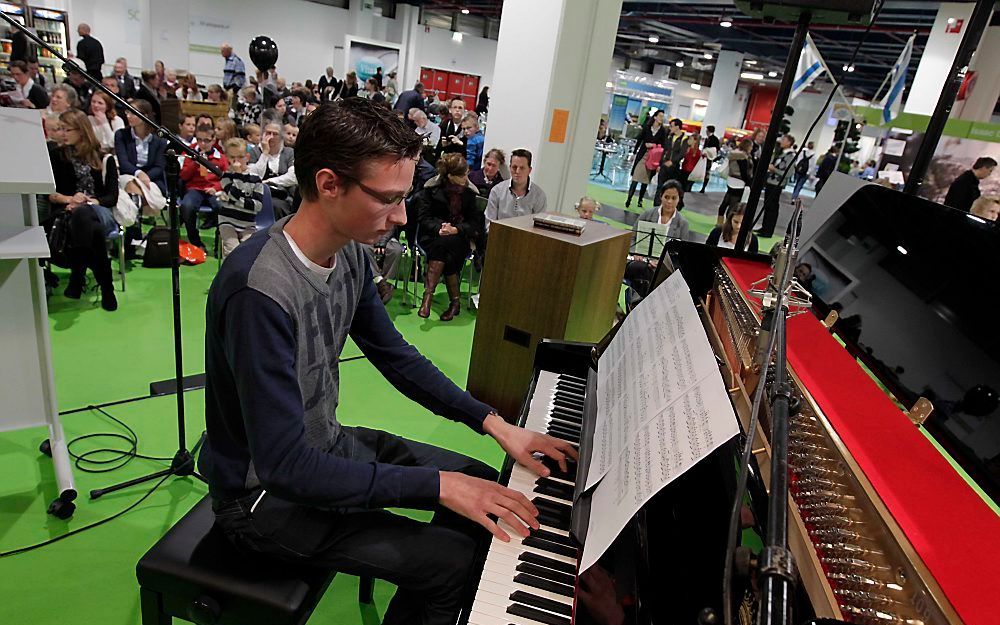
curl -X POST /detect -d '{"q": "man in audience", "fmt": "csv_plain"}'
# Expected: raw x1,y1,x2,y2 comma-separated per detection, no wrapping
221,43,246,95
7,60,49,109
200,99,572,625
367,230,404,304
655,118,686,207
63,59,94,108
945,157,997,213
970,195,999,222
179,123,229,249
111,57,137,99
318,66,338,92
135,70,162,122
485,149,547,230
26,57,46,89
75,23,104,79
699,124,721,193
439,97,467,158
373,66,384,90
815,145,839,193
791,141,816,201
756,133,797,238
393,82,426,120
410,107,441,150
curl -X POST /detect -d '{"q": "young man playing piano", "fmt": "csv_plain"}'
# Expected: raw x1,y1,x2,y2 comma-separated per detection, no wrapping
199,98,578,625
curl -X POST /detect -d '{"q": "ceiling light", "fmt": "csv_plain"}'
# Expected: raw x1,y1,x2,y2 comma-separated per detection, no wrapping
741,72,764,80
848,65,855,72
452,31,463,42
648,35,659,43
947,17,956,25
691,83,701,90
704,53,713,60
896,245,908,255
675,60,684,67
720,18,732,28
605,81,613,88
461,8,470,14
768,71,778,77
745,59,757,65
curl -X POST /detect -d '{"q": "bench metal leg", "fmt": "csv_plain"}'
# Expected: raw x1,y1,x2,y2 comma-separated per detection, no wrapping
358,575,375,605
140,587,171,625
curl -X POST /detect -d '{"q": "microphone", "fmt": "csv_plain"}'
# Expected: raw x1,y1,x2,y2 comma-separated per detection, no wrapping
752,220,794,370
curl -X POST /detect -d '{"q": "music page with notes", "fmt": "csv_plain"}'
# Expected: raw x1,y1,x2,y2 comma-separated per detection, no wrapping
580,270,739,572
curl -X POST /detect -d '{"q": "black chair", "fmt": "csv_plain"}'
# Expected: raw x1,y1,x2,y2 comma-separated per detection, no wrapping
137,495,374,625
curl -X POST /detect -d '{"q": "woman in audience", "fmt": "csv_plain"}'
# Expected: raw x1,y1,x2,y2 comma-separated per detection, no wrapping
680,134,702,192
413,153,484,321
718,138,753,226
364,77,386,104
115,98,168,195
469,148,506,198
462,113,485,171
476,86,489,115
342,71,360,99
176,72,203,101
624,181,692,304
87,91,125,150
206,83,228,104
47,110,120,311
247,121,297,217
46,84,78,120
625,109,666,209
706,203,758,254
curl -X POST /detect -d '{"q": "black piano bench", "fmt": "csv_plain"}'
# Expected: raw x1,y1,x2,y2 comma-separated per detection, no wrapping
136,495,375,625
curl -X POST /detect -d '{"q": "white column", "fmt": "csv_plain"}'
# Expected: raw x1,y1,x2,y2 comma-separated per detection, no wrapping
953,26,1000,122
397,2,422,92
485,0,624,214
349,0,375,41
904,2,976,116
703,50,745,134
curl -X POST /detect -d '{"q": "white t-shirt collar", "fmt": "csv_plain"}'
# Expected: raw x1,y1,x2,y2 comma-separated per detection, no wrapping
282,230,337,280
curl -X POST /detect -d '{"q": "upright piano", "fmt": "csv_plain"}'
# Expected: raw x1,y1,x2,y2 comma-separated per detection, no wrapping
459,184,1000,625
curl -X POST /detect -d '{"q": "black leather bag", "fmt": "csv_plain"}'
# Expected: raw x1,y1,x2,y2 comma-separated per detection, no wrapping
47,211,72,268
143,226,172,268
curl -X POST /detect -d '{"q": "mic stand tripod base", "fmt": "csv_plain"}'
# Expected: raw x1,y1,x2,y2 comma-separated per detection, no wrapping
89,432,207,500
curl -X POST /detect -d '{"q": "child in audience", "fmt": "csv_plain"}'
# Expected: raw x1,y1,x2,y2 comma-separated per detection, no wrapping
575,196,599,220
179,124,229,249
283,123,298,148
214,117,237,146
242,123,261,152
217,138,266,259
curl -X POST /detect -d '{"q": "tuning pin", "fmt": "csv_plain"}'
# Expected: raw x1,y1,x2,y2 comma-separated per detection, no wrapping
839,604,923,624
793,465,843,479
798,501,854,513
810,527,863,542
789,450,826,462
790,429,825,441
827,573,903,591
821,557,890,574
815,543,883,558
795,476,843,490
789,441,826,453
803,515,861,528
796,489,854,502
834,588,898,606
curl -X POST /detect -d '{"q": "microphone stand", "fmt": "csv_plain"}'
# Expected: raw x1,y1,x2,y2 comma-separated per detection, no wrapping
1,13,223,500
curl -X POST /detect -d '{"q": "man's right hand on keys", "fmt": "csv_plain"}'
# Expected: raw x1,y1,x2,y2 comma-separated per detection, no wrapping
439,471,539,543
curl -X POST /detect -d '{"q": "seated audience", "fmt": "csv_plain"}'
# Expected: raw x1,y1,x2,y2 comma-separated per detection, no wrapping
178,124,228,249
47,84,78,120
236,85,263,126
413,153,484,321
47,109,119,311
366,231,404,304
111,57,137,99
706,203,759,254
114,98,168,195
283,123,299,148
87,91,125,150
205,83,228,104
7,60,49,109
63,59,94,107
247,121,297,217
485,149,546,230
217,138,266,259
624,181,692,303
242,122,261,152
364,77,386,104
410,107,441,149
462,113,485,171
970,195,1000,222
215,117,238,145
469,148,506,198
438,97,467,157
162,68,179,96
134,69,162,122
176,71,203,101
177,113,197,149
575,196,599,220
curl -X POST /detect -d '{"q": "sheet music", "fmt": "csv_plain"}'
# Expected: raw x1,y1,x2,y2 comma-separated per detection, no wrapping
580,270,739,573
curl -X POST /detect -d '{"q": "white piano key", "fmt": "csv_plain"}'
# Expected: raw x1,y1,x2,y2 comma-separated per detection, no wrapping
480,562,575,606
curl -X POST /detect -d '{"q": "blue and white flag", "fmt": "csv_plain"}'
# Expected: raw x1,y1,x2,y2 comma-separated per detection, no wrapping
880,34,914,124
791,34,826,99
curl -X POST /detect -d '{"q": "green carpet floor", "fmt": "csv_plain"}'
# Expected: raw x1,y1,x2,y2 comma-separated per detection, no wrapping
0,251,498,625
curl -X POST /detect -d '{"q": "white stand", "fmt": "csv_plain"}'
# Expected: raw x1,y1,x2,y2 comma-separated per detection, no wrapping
0,108,77,519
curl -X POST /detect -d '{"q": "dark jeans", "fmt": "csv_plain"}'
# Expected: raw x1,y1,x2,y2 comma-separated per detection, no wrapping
180,189,218,246
718,186,743,217
213,426,497,625
759,183,783,237
791,172,808,200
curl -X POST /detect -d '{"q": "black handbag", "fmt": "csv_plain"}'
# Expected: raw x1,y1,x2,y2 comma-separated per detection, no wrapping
47,210,72,268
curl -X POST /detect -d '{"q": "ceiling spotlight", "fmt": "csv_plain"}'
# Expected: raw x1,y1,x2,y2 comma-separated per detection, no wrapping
741,72,765,80
691,83,702,90
461,8,470,14
896,245,908,255
842,64,849,71
745,59,757,65
768,71,778,77
452,31,463,42
648,35,659,43
704,53,713,60
720,18,732,28
675,60,684,67
847,65,855,72
606,81,613,88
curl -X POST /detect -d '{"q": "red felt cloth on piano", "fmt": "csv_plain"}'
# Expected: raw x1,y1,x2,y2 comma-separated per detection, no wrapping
724,258,1000,625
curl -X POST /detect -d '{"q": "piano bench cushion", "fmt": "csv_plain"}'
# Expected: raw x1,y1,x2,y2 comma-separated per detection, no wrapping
136,495,338,625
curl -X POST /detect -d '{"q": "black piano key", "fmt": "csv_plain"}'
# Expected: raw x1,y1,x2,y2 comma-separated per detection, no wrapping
532,528,574,546
537,512,569,530
532,497,572,517
540,458,576,481
545,422,579,437
513,572,575,598
534,481,574,501
507,602,572,625
559,374,587,385
518,552,577,575
553,399,583,413
547,417,581,433
553,392,584,406
545,429,579,445
516,562,577,587
509,590,574,617
523,536,577,558
550,407,582,421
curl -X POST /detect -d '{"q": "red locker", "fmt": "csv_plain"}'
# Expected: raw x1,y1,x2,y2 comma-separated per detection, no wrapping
420,68,433,86
433,72,448,93
450,73,465,95
464,75,479,97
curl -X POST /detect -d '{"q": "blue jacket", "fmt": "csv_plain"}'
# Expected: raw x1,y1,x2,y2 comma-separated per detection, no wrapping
466,132,485,171
114,128,168,194
393,89,425,115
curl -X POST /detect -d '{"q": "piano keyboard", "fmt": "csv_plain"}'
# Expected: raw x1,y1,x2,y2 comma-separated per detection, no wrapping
468,370,587,625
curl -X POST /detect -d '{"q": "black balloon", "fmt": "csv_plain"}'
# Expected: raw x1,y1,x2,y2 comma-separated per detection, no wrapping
960,385,1000,417
248,36,278,72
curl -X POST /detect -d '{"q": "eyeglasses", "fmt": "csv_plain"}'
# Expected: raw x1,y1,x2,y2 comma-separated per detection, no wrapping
342,175,411,208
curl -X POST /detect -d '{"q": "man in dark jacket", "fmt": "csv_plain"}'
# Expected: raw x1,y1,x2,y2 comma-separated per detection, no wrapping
75,23,104,79
654,118,687,207
944,157,996,213
393,82,426,121
815,146,840,193
8,60,49,110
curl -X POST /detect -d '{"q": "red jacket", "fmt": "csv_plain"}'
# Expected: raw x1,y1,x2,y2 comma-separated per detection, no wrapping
682,146,702,173
180,147,228,193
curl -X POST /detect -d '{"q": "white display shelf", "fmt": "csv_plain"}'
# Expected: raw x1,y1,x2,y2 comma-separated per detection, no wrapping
0,225,48,259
